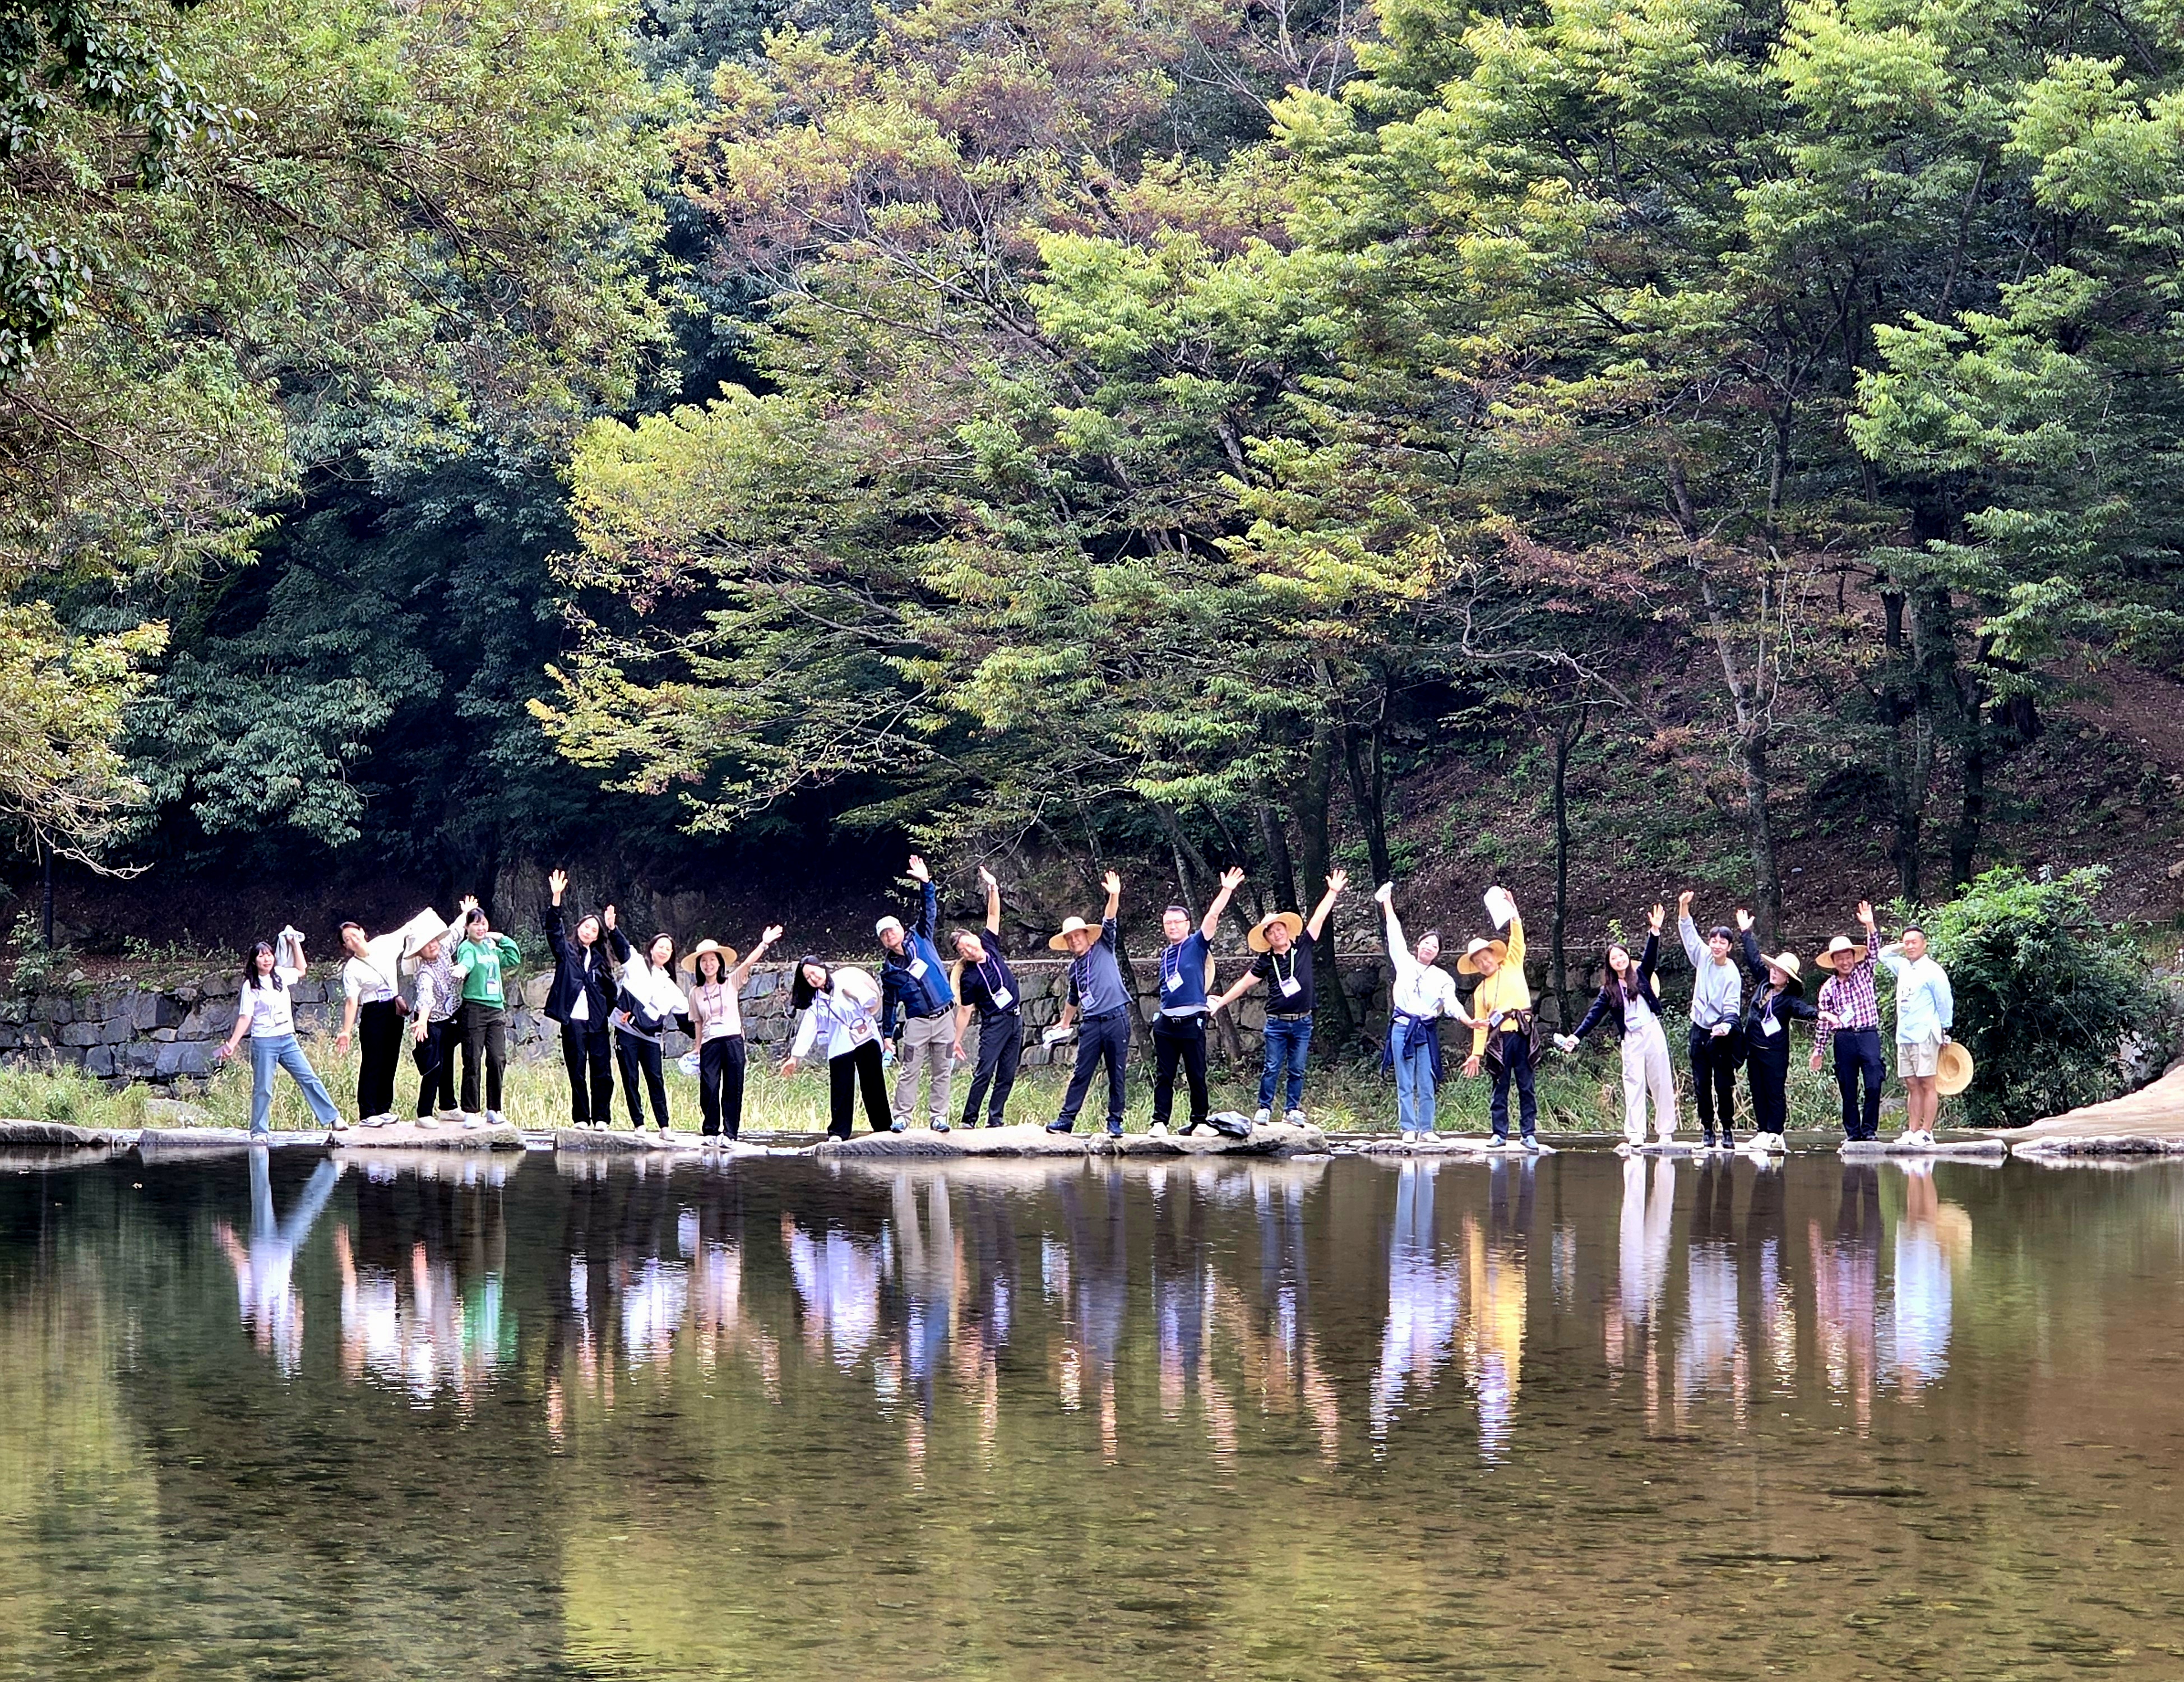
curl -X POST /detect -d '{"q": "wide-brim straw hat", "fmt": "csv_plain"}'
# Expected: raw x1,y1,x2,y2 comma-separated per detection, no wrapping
1048,916,1101,953
681,939,738,976
1762,950,1804,992
1246,911,1305,954
1457,936,1508,976
1936,1041,1974,1097
1815,934,1868,968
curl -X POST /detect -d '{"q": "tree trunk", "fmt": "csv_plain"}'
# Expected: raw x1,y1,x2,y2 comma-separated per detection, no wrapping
1948,665,1986,892
1253,797,1299,916
1296,723,1359,1049
1549,706,1589,1025
1334,680,1393,886
1877,590,1928,903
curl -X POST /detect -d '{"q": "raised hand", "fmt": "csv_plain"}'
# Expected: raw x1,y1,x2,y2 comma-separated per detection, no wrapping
1102,870,1121,897
1735,908,1753,932
1677,889,1695,913
459,894,479,913
1648,903,1665,933
1374,881,1394,905
602,903,617,931
978,865,998,890
548,868,568,903
1219,866,1246,892
760,923,784,945
907,854,930,884
1328,868,1349,894
1857,899,1875,928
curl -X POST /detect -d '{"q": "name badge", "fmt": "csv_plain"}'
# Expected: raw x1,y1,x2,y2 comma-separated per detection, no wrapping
1278,974,1303,998
908,957,929,980
1162,968,1183,993
1761,1016,1780,1037
989,987,1013,1010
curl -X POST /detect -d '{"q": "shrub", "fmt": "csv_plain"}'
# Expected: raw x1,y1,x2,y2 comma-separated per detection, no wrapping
1917,866,2164,1127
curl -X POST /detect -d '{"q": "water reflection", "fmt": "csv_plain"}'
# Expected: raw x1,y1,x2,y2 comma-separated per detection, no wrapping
215,1150,340,1374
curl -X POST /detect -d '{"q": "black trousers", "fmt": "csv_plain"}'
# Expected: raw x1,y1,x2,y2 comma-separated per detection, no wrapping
1489,1031,1537,1138
1833,1027,1886,1140
1151,1013,1209,1128
699,1035,747,1137
1688,1025,1744,1139
1746,1042,1790,1135
616,1030,670,1130
560,1019,614,1126
959,1010,1022,1128
1058,1009,1130,1131
412,1018,455,1116
357,998,402,1119
829,1038,891,1138
459,1002,507,1115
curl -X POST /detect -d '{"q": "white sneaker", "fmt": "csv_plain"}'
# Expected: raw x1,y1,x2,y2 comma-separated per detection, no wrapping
461,1112,485,1130
1149,1121,1168,1138
487,1110,507,1129
1284,1108,1307,1128
1399,1129,1417,1144
1483,1135,1509,1150
435,1108,463,1123
415,1116,438,1129
1520,1135,1542,1152
1252,1108,1271,1126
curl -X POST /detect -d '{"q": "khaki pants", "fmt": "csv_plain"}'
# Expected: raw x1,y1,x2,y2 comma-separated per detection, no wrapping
892,1011,956,1128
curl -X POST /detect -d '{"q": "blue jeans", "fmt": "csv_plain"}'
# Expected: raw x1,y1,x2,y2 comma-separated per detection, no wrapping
1392,1023,1437,1131
249,1034,340,1134
1259,1016,1312,1111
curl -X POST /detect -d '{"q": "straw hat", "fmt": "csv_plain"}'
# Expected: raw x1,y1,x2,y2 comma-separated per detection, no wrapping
1936,1041,1974,1097
1246,911,1305,954
1457,936,1508,976
1762,950,1804,992
1815,934,1868,968
680,939,738,976
1048,916,1102,953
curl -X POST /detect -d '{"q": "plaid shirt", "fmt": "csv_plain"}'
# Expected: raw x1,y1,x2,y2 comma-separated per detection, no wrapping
1815,933,1882,1052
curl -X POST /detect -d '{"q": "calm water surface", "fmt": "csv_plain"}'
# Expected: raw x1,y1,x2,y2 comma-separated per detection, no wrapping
2,1145,2181,1680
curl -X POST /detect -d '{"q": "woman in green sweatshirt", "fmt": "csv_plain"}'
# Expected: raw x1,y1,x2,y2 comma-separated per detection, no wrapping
451,895,521,1128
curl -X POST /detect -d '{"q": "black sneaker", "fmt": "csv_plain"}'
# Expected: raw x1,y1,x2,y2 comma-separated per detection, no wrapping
1045,1120,1074,1134
1105,1119,1123,1138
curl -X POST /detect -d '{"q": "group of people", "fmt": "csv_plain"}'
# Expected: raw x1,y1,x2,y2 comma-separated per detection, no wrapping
216,858,1955,1149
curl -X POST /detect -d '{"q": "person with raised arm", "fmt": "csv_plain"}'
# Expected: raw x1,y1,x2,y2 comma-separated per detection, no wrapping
1377,880,1469,1142
1210,870,1348,1126
1877,923,1954,1148
877,854,958,1134
1458,885,1538,1150
542,870,618,1130
451,897,521,1129
683,924,783,1140
1735,908,1816,1154
1046,870,1132,1138
1677,890,1747,1151
402,914,463,1124
1553,904,1674,1152
216,928,343,1141
950,866,1025,1129
1811,901,1886,1142
1151,866,1246,1136
783,958,890,1139
607,913,686,1137
333,919,409,1126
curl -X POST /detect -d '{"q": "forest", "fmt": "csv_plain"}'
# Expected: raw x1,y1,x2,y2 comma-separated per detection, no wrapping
6,0,2184,982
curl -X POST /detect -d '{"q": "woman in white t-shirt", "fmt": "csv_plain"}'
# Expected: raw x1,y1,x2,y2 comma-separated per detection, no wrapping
217,930,343,1140
681,925,783,1141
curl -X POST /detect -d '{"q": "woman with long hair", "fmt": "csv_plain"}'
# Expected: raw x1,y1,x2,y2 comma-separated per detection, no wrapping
683,926,782,1140
608,918,687,1135
782,957,889,1140
1554,903,1676,1151
451,896,521,1129
216,929,343,1140
542,870,618,1129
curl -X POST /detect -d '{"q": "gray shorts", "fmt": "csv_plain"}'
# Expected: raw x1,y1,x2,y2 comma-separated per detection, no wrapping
1898,1036,1944,1078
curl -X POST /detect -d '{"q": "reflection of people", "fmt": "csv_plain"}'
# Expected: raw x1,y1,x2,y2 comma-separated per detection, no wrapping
216,1151,341,1374
1886,1162,1959,1391
1468,1157,1533,1458
1678,1158,1741,1407
1617,1155,1676,1330
216,930,342,1140
1810,1163,1882,1429
1372,1161,1463,1445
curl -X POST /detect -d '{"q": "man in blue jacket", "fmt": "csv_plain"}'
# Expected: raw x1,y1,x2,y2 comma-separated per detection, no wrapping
880,854,958,1133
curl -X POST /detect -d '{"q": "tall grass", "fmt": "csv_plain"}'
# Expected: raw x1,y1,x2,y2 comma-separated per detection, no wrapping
7,1031,1890,1135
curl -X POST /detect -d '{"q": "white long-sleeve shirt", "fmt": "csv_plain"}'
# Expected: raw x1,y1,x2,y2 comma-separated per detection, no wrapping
1679,913,1745,1029
790,967,882,1060
1385,905,1464,1020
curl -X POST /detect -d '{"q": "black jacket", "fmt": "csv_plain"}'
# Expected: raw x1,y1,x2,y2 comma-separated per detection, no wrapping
1570,931,1663,1042
1739,931,1818,1050
543,904,618,1025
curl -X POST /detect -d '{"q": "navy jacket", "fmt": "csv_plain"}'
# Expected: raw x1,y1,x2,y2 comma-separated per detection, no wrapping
1569,932,1663,1043
881,880,957,1035
543,904,619,1025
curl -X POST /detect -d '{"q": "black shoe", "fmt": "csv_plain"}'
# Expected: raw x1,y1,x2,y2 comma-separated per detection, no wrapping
726,1130,739,1142
1045,1120,1074,1134
1174,1120,1196,1135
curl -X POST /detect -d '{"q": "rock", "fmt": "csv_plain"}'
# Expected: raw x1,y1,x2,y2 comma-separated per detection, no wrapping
337,1120,524,1152
154,1041,218,1079
84,1047,115,1078
135,1128,328,1155
56,1022,101,1047
0,1121,122,1147
1840,1137,2007,1161
811,1120,1329,1160
552,1128,704,1154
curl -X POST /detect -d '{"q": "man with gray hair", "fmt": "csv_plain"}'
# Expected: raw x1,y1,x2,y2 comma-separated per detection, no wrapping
879,854,957,1133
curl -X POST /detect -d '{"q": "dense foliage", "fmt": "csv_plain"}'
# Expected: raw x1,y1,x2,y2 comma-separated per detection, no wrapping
1911,867,2166,1126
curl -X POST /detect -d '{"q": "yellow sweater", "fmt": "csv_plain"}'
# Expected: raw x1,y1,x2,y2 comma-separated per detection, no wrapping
1468,913,1531,1058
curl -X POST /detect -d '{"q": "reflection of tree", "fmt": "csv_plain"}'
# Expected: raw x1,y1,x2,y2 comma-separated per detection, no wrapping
214,1153,340,1376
